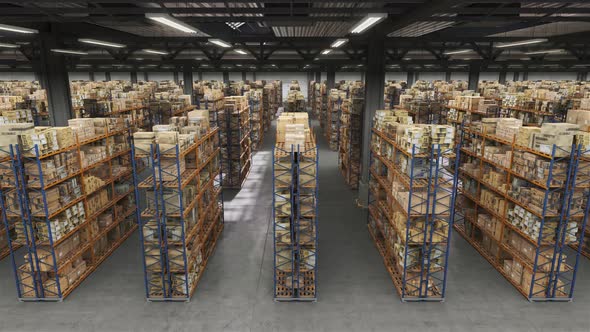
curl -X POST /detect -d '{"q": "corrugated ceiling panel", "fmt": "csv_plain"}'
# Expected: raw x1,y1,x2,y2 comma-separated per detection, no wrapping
272,21,352,37
488,22,590,37
96,22,210,37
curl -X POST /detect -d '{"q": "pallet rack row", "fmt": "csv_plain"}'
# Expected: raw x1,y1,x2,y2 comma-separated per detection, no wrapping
454,119,589,301
2,120,137,301
247,90,264,150
368,113,459,301
273,113,318,301
219,96,252,189
338,97,363,189
133,126,224,301
325,91,344,151
263,82,279,133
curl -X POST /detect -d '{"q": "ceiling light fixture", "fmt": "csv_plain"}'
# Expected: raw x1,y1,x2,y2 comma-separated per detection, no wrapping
209,39,232,48
226,22,245,30
79,38,125,48
143,49,168,55
51,49,88,55
495,38,548,48
321,49,332,55
234,49,247,55
331,39,348,48
0,23,38,34
146,13,197,33
350,13,387,34
524,49,564,55
443,49,471,55
0,42,19,48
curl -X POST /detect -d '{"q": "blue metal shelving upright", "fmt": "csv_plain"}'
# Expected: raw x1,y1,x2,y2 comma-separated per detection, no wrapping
273,140,318,301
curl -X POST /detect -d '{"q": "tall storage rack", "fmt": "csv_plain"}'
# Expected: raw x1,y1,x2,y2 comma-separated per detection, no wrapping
263,83,278,133
338,98,363,189
273,134,318,301
196,91,225,130
454,122,587,300
0,152,22,261
6,124,137,300
219,96,252,188
248,91,264,150
326,93,342,151
134,127,224,301
368,121,459,301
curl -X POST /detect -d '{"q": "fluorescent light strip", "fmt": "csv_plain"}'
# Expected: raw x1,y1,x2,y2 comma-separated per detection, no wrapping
79,38,125,48
331,39,348,48
0,23,38,34
209,39,232,48
146,14,197,34
350,13,387,34
234,49,247,55
0,42,18,48
143,49,168,55
524,49,564,55
444,49,471,55
321,49,332,55
496,39,547,48
51,49,88,55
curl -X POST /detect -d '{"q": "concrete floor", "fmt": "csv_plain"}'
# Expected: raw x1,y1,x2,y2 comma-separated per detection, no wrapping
1,121,590,331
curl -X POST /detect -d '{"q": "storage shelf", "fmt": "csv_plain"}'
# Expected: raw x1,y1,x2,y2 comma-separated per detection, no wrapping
135,126,224,301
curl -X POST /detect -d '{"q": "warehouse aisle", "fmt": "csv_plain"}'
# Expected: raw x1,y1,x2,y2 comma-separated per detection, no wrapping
2,119,590,331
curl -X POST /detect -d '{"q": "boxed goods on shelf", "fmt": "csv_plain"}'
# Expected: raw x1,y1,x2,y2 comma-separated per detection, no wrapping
218,96,251,188
273,112,318,301
1,118,137,300
134,124,223,301
455,115,589,300
368,109,458,301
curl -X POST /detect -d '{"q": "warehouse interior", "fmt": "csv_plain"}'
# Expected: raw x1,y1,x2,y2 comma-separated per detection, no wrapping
1,1,590,331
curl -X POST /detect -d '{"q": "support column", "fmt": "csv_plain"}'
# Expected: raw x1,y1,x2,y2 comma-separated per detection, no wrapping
183,62,194,104
144,72,149,82
361,71,366,82
326,68,336,90
130,71,138,84
468,64,480,91
105,72,111,81
197,71,203,81
307,71,314,83
222,71,229,84
315,71,321,82
242,71,247,82
445,71,451,82
173,71,179,84
359,31,385,205
38,32,73,126
522,72,528,81
407,71,415,87
513,72,520,82
89,71,95,82
499,71,507,84
252,72,256,81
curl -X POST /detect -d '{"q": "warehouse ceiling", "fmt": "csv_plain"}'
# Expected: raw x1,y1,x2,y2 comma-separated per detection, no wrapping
0,1,589,72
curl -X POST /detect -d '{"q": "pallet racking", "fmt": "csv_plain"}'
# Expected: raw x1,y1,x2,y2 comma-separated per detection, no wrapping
454,120,587,300
338,97,363,189
368,115,459,301
273,117,318,301
4,120,137,301
325,91,343,151
0,151,23,261
219,96,252,188
248,90,264,150
134,127,224,301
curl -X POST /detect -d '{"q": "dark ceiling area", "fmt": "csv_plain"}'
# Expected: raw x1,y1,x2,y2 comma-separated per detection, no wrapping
0,1,589,72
